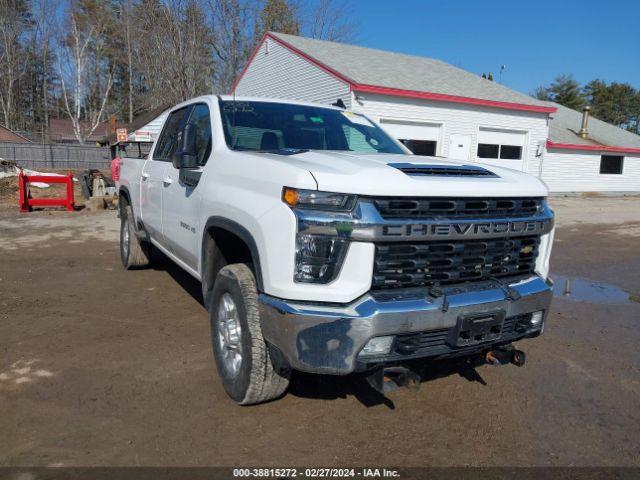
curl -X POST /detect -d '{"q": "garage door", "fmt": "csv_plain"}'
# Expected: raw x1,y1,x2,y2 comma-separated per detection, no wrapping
477,127,527,171
379,119,442,156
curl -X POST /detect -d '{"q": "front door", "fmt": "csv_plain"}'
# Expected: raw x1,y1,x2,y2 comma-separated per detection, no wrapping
448,134,472,160
162,103,212,271
143,104,193,245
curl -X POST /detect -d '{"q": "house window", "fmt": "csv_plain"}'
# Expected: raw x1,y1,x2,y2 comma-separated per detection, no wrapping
401,139,437,156
600,155,624,174
477,143,522,160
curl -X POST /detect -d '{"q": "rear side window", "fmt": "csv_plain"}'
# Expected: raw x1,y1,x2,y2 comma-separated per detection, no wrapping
187,103,212,165
153,106,192,161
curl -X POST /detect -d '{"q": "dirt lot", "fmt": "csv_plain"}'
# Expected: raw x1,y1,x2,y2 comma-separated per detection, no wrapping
1,197,639,467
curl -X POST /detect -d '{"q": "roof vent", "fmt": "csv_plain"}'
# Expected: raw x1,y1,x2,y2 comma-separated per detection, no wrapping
579,105,591,138
388,163,498,177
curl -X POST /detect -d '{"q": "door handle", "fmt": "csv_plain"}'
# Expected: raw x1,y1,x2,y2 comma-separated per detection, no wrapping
162,177,173,186
141,172,150,180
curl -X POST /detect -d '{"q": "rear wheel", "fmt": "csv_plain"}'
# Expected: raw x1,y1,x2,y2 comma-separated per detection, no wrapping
210,263,290,405
120,204,151,269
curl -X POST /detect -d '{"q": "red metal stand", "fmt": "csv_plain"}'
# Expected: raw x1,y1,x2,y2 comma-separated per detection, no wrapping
18,170,75,213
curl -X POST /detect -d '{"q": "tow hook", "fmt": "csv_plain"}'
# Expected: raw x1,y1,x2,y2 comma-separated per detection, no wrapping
366,366,421,394
485,345,526,367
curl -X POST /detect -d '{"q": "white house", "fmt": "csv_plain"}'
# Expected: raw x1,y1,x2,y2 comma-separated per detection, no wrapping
233,32,640,193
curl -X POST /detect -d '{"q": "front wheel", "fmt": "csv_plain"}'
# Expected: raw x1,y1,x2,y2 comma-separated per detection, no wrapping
210,263,290,405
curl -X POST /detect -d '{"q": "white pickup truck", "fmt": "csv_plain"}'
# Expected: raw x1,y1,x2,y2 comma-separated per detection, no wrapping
118,95,555,405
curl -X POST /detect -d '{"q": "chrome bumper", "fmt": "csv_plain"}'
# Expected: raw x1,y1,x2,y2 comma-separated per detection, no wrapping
259,275,553,375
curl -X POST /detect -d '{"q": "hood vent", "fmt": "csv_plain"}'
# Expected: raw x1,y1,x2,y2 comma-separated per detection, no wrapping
388,163,498,178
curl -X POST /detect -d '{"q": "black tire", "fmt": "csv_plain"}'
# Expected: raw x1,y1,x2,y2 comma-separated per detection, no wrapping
120,204,151,269
210,263,290,405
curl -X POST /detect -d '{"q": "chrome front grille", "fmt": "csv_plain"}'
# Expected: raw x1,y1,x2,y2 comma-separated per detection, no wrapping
372,197,544,220
373,236,540,289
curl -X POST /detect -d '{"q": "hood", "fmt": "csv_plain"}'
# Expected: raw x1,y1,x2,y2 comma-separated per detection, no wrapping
254,151,549,197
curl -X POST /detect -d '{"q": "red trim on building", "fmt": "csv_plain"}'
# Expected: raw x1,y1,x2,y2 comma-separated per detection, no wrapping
232,33,557,114
354,84,556,113
230,32,355,94
547,140,640,154
230,34,269,95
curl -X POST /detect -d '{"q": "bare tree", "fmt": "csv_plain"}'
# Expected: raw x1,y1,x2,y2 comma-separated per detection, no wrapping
306,0,356,42
208,0,257,92
132,0,213,107
119,0,135,123
31,0,59,136
0,0,31,130
58,10,114,143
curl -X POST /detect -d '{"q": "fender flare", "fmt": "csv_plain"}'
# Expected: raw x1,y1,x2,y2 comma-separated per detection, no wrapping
118,185,148,240
118,185,131,213
201,216,264,292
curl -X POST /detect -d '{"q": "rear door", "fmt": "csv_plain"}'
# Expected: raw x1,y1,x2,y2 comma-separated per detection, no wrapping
161,103,212,270
139,159,165,240
141,105,193,243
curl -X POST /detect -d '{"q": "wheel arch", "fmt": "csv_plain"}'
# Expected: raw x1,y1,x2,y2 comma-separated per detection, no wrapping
201,217,265,302
118,185,131,212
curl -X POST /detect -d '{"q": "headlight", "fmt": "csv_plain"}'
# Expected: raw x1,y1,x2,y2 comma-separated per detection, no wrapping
294,234,348,283
282,187,357,212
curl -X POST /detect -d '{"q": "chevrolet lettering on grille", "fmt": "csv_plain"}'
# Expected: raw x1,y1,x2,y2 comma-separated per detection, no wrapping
381,219,553,239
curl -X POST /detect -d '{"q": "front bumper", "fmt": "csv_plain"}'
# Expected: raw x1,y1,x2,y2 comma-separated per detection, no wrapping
259,275,553,375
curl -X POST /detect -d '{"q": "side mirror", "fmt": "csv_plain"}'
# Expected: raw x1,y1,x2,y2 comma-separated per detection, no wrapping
173,123,198,169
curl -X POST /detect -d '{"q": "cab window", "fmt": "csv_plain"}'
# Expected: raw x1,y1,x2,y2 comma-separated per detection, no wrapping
154,106,192,161
186,103,212,165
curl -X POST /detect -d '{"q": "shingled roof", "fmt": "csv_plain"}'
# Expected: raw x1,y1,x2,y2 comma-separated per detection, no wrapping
247,32,556,114
547,102,640,153
0,124,31,143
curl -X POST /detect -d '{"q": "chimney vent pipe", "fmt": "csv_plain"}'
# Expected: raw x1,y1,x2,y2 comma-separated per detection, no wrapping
579,106,591,138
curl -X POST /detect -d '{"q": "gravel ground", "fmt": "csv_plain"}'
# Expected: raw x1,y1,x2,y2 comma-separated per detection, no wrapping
1,197,639,467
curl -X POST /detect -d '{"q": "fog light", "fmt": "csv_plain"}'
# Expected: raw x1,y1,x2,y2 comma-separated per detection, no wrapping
359,336,394,357
531,310,544,326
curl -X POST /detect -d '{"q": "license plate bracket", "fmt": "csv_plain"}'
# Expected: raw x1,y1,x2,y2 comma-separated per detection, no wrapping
451,311,505,347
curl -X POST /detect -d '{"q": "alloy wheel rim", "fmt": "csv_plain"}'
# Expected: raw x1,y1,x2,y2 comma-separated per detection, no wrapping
122,221,129,259
217,293,243,377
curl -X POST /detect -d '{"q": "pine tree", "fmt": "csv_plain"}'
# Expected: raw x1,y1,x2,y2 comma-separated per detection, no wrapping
546,74,586,110
254,0,300,43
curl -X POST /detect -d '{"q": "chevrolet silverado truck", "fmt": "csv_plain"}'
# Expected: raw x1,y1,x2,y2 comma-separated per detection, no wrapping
118,95,555,405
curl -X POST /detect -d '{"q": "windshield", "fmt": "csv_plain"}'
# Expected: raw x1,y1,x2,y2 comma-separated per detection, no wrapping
219,100,404,154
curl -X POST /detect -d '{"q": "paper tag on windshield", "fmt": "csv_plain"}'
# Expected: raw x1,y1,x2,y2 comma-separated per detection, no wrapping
342,111,374,127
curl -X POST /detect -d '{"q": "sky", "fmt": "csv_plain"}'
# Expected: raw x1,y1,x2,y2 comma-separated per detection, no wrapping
348,0,640,96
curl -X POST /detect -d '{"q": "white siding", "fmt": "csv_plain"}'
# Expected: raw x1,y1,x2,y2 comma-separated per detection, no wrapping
380,119,442,142
236,46,640,193
478,127,526,146
235,38,351,107
128,111,169,142
353,92,549,175
542,149,640,192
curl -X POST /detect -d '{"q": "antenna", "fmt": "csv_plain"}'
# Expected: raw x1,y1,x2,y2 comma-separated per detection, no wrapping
499,65,506,84
231,75,237,148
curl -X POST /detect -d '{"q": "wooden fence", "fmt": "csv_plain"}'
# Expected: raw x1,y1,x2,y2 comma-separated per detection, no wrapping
0,142,111,170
